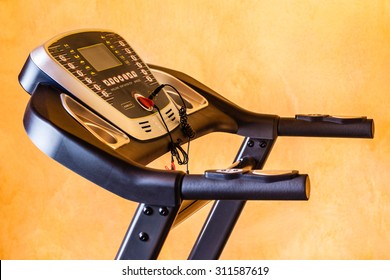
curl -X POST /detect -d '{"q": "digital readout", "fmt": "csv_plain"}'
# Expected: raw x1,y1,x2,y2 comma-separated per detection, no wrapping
78,43,122,71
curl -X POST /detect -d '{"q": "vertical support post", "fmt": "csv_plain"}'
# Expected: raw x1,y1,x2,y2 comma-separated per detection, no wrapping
115,203,180,260
188,137,275,260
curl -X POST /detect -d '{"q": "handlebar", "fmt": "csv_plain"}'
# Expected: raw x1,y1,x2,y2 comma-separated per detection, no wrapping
181,172,310,201
278,115,374,138
153,65,375,140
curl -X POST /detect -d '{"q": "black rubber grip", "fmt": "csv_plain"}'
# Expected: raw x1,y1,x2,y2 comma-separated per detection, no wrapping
181,174,310,201
278,117,374,138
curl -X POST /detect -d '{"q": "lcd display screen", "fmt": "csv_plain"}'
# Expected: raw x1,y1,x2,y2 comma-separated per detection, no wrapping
78,43,122,71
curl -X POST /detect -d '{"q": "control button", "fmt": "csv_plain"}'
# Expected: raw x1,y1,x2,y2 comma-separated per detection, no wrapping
252,170,297,176
217,168,244,173
126,72,133,79
204,168,247,180
102,79,111,86
296,114,367,124
84,77,93,84
134,93,154,111
248,170,299,182
296,114,329,122
326,115,367,124
93,84,101,91
101,90,110,98
67,62,76,69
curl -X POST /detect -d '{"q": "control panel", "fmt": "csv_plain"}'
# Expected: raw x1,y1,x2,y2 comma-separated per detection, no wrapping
19,30,208,142
47,31,170,118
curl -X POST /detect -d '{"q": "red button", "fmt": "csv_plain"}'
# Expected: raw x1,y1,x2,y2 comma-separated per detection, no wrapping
136,95,154,111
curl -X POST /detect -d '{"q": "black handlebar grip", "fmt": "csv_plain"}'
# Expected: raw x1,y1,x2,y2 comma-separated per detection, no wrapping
278,115,374,138
181,174,310,201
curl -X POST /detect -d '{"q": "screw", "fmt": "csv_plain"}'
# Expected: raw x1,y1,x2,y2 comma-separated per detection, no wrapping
143,206,153,216
139,232,149,241
247,140,255,147
260,141,267,148
159,207,169,216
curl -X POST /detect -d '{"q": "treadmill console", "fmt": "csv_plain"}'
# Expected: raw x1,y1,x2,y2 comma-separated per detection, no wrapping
19,30,207,142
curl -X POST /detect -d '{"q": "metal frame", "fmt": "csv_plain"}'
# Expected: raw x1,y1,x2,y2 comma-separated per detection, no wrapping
115,203,180,260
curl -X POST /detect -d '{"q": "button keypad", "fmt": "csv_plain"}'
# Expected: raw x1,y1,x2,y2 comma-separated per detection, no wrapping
47,31,168,119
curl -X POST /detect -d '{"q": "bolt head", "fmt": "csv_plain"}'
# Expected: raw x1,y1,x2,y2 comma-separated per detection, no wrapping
139,232,149,241
159,207,169,216
143,206,153,216
247,140,255,147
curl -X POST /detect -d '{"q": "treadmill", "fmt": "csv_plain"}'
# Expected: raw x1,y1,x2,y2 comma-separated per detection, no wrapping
18,30,374,260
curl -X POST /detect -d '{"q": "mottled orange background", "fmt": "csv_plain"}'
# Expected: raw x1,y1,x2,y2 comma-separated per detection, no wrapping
1,0,389,259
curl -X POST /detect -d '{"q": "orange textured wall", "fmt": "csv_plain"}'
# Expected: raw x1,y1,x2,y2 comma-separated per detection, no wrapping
1,0,389,259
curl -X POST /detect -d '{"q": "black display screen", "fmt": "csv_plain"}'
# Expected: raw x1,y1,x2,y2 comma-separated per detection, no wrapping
78,43,122,71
